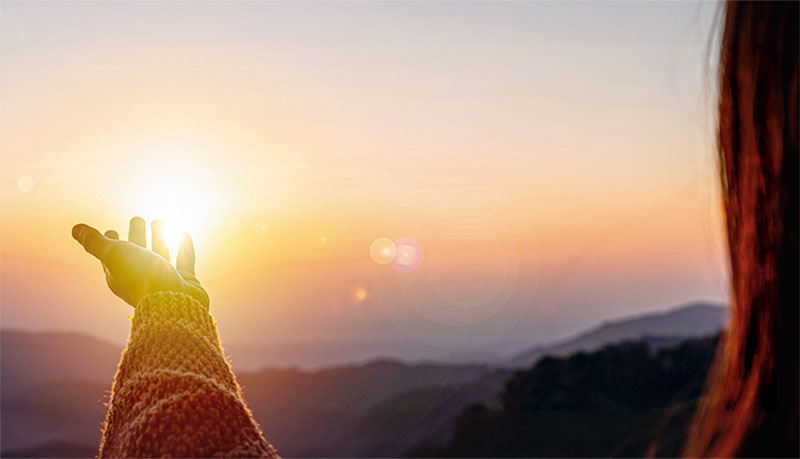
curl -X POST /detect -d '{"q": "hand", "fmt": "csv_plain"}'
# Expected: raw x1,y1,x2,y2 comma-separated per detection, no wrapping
72,217,209,309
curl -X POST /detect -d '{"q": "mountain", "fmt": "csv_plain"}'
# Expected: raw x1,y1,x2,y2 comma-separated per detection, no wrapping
225,340,526,371
1,379,110,454
236,361,504,457
347,369,510,457
1,329,122,400
0,334,496,457
226,303,728,371
1,440,98,458
506,303,727,367
0,301,727,457
410,335,720,457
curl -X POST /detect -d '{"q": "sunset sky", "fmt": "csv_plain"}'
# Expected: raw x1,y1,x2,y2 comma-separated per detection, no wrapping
1,1,728,358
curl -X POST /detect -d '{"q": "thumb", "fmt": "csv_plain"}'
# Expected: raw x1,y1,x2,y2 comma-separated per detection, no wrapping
72,223,113,262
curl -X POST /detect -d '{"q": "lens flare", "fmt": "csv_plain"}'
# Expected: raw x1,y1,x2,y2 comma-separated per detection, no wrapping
370,237,397,264
17,176,34,193
390,237,423,273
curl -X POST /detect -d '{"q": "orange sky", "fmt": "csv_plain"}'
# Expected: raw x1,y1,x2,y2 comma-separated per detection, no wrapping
1,1,728,353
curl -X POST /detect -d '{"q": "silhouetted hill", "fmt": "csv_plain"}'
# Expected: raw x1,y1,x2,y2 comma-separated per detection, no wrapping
1,440,97,458
506,303,726,367
0,302,725,457
0,335,496,457
1,329,121,400
348,369,511,457
1,380,109,454
225,340,517,370
239,359,486,411
235,360,499,457
0,332,116,452
409,335,720,457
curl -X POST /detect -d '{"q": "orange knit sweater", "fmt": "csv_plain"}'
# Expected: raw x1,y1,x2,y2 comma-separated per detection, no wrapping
98,291,278,458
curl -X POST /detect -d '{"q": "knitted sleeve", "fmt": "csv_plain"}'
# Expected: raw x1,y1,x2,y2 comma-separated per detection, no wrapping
98,291,278,458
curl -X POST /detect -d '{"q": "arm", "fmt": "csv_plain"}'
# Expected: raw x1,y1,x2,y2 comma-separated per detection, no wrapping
73,218,277,458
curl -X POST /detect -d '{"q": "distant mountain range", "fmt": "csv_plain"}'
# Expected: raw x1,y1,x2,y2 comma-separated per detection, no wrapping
0,301,727,457
505,302,727,367
1,330,121,399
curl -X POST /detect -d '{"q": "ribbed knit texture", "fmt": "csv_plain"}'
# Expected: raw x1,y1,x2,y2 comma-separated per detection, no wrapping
98,291,278,458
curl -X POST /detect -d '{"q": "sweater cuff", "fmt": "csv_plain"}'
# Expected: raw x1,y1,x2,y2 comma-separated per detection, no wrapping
133,291,216,338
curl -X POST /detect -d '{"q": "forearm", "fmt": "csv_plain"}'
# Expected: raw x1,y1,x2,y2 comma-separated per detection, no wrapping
99,291,277,458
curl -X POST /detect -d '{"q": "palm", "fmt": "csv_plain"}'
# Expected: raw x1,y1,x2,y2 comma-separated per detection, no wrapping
72,217,208,309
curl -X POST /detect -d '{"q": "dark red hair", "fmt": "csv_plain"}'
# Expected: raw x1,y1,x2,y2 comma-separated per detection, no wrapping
685,1,798,457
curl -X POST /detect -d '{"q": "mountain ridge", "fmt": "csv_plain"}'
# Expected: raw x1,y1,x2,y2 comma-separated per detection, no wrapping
506,302,727,367
1,300,727,456
0,301,728,379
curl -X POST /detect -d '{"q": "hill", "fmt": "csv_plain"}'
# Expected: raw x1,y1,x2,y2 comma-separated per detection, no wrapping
410,335,720,457
0,336,495,456
1,329,121,400
237,363,507,457
0,301,726,456
506,302,726,367
1,440,98,458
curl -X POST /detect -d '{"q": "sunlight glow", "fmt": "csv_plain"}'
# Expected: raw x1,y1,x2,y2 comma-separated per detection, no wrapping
162,222,186,257
129,161,217,260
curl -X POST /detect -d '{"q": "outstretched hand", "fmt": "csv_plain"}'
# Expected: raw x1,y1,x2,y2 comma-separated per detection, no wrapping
72,217,209,309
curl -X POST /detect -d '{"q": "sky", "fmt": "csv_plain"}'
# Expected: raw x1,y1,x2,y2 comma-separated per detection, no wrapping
1,1,729,360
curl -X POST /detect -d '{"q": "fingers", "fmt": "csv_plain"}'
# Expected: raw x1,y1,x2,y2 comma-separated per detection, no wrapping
129,217,146,247
176,233,196,275
103,230,120,271
151,220,169,260
72,224,114,262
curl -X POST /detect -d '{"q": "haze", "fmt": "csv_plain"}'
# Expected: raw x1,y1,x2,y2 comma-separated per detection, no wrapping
1,1,728,362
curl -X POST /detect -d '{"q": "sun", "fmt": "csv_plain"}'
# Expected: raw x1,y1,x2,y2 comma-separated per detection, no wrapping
129,164,217,260
161,220,189,257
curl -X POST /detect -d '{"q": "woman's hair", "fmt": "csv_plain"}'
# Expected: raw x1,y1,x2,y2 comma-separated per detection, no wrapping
685,1,798,457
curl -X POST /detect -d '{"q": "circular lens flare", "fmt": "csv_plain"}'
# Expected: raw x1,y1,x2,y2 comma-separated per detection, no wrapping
370,237,397,264
17,176,34,193
391,237,424,273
